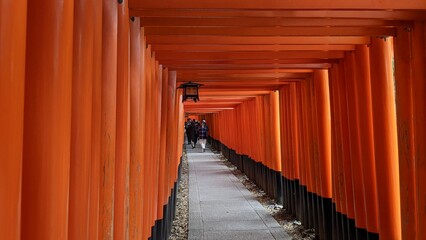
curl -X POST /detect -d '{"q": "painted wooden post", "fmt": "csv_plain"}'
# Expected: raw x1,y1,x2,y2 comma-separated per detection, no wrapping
263,95,272,172
343,52,367,236
393,25,416,240
335,61,356,238
300,80,314,228
88,1,103,238
329,64,347,239
99,0,118,238
114,0,131,238
354,45,379,238
166,70,177,196
412,21,426,240
129,17,144,240
369,37,402,240
296,82,309,226
151,60,162,237
69,0,95,238
313,70,332,239
0,1,27,239
279,87,288,201
21,0,74,239
289,85,297,214
288,84,299,182
157,68,169,224
271,91,282,172
143,46,153,239
139,29,148,240
308,77,321,237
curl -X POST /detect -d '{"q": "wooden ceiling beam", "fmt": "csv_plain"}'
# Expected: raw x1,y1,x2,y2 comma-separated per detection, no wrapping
159,59,338,64
177,69,312,74
167,63,331,70
130,0,426,10
151,44,355,51
154,51,345,60
184,107,235,110
196,84,290,89
177,73,310,79
140,17,406,27
144,26,396,36
130,9,426,19
146,36,371,45
176,78,305,83
199,89,271,95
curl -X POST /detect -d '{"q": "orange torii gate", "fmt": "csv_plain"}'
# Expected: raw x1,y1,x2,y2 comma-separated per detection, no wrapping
1,0,426,239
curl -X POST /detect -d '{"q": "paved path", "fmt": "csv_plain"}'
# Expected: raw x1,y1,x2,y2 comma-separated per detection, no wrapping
187,143,291,240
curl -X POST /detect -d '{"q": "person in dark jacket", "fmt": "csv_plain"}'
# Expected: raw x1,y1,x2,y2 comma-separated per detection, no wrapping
185,118,192,145
193,119,200,140
188,120,198,148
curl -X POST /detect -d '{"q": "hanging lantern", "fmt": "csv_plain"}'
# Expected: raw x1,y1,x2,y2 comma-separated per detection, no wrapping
178,81,203,102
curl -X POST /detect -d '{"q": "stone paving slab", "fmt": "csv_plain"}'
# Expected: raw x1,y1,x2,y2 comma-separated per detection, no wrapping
203,230,275,240
188,143,291,240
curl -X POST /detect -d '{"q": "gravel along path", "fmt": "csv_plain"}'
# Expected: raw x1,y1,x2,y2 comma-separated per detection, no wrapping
169,152,189,240
220,155,317,240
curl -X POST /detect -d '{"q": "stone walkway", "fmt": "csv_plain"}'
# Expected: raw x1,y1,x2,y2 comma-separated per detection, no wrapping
187,143,291,240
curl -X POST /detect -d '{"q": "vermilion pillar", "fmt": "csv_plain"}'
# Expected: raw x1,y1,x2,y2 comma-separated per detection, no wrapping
0,1,27,239
313,70,332,238
288,84,299,180
114,0,131,238
90,0,103,231
270,91,282,172
279,87,288,186
300,81,313,196
143,46,153,239
263,95,272,169
369,37,402,240
21,0,74,239
99,0,118,238
302,80,315,230
329,65,348,238
129,17,144,240
335,61,356,235
157,69,169,221
354,45,379,236
343,52,367,233
166,71,177,196
393,26,416,240
69,0,95,238
139,30,148,240
412,21,426,240
88,1,103,238
314,70,332,198
151,61,162,235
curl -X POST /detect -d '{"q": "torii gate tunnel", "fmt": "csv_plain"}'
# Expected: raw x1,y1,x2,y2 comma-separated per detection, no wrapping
1,0,426,239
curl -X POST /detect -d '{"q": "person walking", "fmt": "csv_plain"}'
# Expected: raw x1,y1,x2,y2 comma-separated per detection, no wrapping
194,119,200,140
198,120,209,152
188,120,198,148
185,118,192,145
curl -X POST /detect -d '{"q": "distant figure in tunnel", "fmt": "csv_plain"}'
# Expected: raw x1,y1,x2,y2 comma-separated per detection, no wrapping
194,119,200,140
187,120,198,149
199,120,209,152
185,118,192,145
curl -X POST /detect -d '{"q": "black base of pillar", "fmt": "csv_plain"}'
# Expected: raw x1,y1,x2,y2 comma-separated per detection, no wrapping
367,231,379,240
322,198,333,240
348,218,357,240
209,138,382,240
149,158,183,240
356,227,368,240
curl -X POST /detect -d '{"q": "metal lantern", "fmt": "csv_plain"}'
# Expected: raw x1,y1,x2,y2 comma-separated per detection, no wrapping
178,81,203,102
